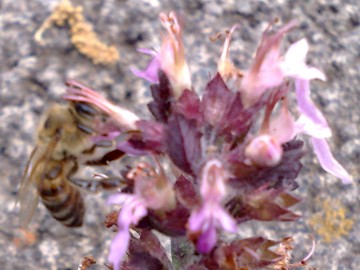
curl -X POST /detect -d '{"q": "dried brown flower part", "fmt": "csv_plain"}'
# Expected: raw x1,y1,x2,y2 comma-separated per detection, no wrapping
105,211,119,229
273,237,294,269
35,0,119,65
308,198,354,243
273,235,315,269
78,255,96,270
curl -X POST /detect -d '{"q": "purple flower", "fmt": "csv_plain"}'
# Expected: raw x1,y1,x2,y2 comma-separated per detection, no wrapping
130,48,160,83
107,162,176,269
131,12,191,98
187,159,237,253
294,79,330,136
188,202,238,253
240,22,325,107
245,93,294,168
107,194,148,270
293,79,352,184
235,21,351,184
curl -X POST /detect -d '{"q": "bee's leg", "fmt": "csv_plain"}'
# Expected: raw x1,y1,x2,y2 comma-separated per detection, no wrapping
86,149,125,166
69,176,126,193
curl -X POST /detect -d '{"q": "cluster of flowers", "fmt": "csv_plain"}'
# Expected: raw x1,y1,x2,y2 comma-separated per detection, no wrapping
65,12,352,270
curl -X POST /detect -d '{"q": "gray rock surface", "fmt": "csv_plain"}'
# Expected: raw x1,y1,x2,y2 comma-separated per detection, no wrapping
1,0,359,269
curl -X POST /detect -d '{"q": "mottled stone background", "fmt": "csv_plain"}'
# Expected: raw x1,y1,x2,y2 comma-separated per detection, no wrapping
1,0,359,269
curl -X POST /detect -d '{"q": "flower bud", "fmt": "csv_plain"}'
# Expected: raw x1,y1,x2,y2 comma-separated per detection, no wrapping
245,134,283,167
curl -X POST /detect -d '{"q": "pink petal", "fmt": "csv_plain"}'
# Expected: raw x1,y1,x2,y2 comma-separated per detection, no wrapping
187,206,205,232
311,138,353,184
108,228,130,270
107,193,133,206
130,66,159,83
65,82,139,131
117,197,148,227
128,199,148,223
294,114,331,138
269,103,296,144
282,39,326,81
107,193,148,269
215,206,237,233
197,224,217,254
130,49,160,83
295,79,329,129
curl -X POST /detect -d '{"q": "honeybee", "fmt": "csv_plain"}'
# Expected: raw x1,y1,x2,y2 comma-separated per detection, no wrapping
18,84,124,228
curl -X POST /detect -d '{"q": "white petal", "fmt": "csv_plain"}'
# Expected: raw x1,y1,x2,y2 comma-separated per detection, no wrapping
284,39,308,65
281,39,326,81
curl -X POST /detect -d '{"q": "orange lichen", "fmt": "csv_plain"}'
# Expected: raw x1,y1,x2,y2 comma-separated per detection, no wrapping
13,228,37,248
35,0,119,65
308,198,354,243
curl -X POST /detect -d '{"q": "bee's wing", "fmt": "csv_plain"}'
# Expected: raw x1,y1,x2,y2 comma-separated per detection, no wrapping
17,145,48,228
18,183,39,229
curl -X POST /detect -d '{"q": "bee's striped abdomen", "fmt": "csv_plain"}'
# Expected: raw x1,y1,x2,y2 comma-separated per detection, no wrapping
38,164,85,227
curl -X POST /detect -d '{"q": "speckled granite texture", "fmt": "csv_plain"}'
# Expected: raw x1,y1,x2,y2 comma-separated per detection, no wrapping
0,0,359,269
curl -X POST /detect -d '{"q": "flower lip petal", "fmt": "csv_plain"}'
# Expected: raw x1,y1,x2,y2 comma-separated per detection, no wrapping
130,67,158,83
311,138,353,184
294,114,332,138
130,48,160,83
295,79,329,128
281,39,326,81
107,195,148,270
187,206,206,233
215,206,238,233
130,59,160,83
197,224,217,254
108,229,130,270
131,200,148,222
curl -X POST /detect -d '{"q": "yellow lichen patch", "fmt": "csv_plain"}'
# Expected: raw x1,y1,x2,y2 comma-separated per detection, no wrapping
35,0,119,65
308,198,354,243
